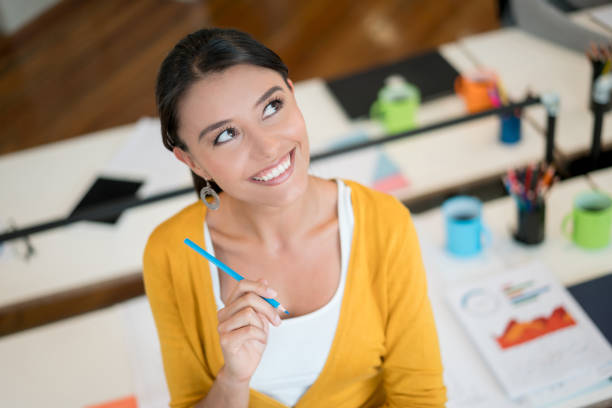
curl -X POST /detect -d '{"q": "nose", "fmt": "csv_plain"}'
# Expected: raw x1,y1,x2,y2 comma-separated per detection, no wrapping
249,127,282,161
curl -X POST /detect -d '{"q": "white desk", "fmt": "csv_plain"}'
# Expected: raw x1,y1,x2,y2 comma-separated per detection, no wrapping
0,306,135,408
458,26,612,159
588,166,612,191
382,106,544,201
0,294,174,408
413,175,612,408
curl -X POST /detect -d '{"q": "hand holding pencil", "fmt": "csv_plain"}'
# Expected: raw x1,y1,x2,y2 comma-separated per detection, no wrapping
216,277,281,383
184,238,285,384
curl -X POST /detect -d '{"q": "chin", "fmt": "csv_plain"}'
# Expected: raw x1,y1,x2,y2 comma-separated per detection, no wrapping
262,167,310,208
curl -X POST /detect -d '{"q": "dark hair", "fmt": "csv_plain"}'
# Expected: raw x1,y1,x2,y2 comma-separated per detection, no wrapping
155,28,289,195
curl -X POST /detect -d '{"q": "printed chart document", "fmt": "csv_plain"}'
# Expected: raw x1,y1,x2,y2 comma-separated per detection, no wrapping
446,262,612,401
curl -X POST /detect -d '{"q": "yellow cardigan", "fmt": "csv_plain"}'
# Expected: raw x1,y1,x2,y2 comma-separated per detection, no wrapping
143,180,446,408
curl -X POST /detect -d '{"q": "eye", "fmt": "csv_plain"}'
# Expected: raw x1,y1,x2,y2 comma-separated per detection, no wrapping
214,127,237,145
263,98,283,119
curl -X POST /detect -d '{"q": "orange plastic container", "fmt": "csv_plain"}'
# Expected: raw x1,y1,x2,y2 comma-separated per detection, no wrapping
455,71,498,113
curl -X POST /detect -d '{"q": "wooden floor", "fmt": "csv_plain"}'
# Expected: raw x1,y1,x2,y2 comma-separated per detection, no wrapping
0,0,498,156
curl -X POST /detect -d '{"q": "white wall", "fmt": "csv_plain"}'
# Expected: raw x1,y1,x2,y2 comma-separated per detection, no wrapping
0,0,60,34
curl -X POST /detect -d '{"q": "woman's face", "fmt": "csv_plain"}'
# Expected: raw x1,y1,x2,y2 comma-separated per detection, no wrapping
176,64,310,207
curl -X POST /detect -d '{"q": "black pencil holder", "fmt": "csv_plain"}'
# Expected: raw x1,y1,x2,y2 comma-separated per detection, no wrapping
514,199,545,245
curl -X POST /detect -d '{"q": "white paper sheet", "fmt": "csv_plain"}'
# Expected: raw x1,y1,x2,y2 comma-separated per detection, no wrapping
103,117,192,197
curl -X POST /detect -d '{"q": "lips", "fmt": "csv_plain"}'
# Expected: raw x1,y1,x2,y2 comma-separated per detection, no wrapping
250,148,295,184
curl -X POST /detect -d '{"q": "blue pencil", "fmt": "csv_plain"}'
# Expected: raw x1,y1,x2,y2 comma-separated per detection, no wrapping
184,238,289,314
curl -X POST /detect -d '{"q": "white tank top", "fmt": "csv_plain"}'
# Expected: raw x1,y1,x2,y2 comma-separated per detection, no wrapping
204,180,354,406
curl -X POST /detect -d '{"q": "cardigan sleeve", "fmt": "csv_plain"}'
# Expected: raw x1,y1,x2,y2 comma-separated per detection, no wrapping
143,228,213,408
381,204,447,407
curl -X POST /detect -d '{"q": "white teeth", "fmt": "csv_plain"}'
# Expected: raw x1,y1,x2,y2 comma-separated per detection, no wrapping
253,153,292,181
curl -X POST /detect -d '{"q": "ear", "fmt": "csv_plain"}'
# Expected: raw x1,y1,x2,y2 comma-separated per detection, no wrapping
286,78,295,93
173,147,211,180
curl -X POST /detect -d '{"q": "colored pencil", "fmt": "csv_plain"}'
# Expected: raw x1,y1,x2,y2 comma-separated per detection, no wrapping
503,163,555,212
184,238,289,314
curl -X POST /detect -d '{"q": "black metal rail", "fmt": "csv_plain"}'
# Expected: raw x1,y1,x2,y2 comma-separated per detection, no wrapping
0,95,548,243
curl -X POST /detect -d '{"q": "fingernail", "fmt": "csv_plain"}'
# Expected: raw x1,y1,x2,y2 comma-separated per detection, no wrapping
274,314,281,325
266,287,277,297
262,279,269,285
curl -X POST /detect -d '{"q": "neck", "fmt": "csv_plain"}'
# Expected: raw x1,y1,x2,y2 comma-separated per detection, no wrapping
215,177,327,253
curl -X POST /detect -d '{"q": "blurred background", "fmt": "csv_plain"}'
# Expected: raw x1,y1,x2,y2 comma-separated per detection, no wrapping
0,0,499,155
3,2,612,407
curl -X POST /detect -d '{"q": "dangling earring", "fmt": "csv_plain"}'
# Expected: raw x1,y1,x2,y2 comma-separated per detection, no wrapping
200,179,220,210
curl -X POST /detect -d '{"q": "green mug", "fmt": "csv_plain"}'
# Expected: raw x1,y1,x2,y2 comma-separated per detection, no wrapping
370,75,420,134
562,191,612,249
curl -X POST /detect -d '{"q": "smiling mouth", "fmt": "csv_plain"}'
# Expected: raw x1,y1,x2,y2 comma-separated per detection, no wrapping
250,148,295,184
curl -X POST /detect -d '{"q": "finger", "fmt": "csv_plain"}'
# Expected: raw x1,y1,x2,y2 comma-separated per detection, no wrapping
225,278,277,307
220,325,268,354
218,306,265,334
219,292,282,327
258,312,270,336
219,278,281,324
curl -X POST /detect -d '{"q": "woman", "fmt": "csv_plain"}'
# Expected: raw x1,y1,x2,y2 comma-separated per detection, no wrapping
145,27,446,408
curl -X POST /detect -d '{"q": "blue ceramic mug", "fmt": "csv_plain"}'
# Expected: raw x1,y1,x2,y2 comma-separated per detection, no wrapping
442,196,492,257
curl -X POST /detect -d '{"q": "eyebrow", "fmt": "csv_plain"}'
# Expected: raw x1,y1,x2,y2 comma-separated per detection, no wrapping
198,119,231,142
198,85,285,142
254,85,283,108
